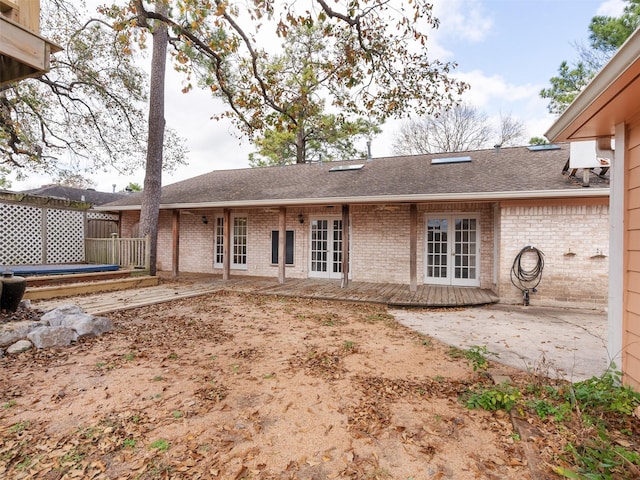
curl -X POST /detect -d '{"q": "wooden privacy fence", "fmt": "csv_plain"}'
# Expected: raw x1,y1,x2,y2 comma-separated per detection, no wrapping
85,235,150,270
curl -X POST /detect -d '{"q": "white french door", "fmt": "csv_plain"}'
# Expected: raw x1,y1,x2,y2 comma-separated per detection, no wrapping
309,218,343,279
425,215,480,286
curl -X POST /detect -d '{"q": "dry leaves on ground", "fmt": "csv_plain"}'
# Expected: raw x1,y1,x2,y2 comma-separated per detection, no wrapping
0,291,562,479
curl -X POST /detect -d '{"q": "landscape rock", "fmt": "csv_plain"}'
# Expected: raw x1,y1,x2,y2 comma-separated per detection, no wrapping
7,339,32,354
60,314,113,338
0,322,39,347
41,304,85,326
1,304,113,353
27,326,76,349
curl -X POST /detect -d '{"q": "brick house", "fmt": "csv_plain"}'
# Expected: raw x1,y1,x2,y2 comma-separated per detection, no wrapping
545,29,640,388
98,143,609,309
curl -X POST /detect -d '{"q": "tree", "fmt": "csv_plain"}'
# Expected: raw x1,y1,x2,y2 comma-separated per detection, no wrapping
106,0,469,274
540,0,640,114
123,182,143,192
135,0,169,277
392,105,525,155
108,0,468,146
0,0,186,182
54,171,97,189
245,23,380,166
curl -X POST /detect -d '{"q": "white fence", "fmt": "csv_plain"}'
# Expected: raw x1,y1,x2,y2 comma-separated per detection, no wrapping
85,235,150,270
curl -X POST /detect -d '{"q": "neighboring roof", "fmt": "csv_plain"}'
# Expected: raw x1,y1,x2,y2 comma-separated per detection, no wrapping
20,185,127,206
545,28,640,142
97,143,609,211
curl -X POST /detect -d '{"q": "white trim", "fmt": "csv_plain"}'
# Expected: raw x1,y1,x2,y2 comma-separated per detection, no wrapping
309,216,345,280
424,214,481,287
608,123,625,370
94,189,610,212
213,214,248,270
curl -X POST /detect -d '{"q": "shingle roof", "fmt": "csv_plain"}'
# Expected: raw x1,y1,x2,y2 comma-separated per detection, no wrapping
99,143,609,210
21,185,127,206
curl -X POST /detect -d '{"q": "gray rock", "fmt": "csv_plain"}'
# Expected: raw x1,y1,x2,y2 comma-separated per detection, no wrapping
41,304,85,326
28,326,76,349
61,314,113,338
7,339,32,354
0,322,33,348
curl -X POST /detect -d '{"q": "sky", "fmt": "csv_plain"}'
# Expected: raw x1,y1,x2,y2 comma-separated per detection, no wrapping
10,0,627,193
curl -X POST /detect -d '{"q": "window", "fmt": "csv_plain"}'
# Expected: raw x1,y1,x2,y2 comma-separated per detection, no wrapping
213,215,248,269
271,230,294,265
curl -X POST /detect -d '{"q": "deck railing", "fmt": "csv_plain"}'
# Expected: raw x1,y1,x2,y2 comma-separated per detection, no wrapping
85,234,150,271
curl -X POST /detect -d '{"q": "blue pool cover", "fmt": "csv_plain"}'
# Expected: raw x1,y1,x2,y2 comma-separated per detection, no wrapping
0,264,120,276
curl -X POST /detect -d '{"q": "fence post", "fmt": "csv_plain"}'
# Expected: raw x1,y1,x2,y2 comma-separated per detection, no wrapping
144,234,151,273
110,233,117,265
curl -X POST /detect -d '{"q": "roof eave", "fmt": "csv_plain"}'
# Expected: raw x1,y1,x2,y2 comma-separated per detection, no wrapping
93,188,610,212
545,28,640,142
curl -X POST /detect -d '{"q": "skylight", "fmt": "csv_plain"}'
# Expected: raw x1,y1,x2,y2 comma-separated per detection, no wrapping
431,156,472,165
527,144,561,151
329,164,365,172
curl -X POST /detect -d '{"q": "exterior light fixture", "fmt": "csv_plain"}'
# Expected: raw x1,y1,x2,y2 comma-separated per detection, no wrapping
298,213,304,224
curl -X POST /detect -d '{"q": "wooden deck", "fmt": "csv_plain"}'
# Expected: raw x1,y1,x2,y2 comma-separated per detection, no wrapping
31,275,499,316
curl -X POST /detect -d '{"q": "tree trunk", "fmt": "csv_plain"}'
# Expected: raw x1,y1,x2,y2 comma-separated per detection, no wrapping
138,0,168,276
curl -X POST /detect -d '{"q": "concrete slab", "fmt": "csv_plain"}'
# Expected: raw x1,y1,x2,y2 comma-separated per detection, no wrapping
391,304,611,382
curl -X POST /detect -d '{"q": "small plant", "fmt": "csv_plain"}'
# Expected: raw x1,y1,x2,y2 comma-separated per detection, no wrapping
343,340,356,351
122,352,136,362
449,345,498,371
526,399,571,422
263,373,276,379
152,376,164,382
569,369,640,415
2,400,16,409
149,439,170,451
95,362,106,368
171,410,183,419
122,438,136,449
465,383,521,411
9,421,28,434
554,439,640,479
168,353,178,360
16,455,32,470
61,448,85,465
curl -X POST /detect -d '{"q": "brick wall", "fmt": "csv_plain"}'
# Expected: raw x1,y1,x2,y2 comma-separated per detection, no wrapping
498,201,609,309
120,200,608,309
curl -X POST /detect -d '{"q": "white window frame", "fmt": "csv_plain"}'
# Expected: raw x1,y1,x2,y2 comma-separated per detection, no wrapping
424,213,480,287
213,215,248,270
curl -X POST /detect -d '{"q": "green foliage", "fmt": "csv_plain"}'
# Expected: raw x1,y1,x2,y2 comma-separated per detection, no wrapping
465,383,521,411
149,439,170,451
107,0,466,163
541,0,640,114
2,1,186,180
569,369,640,416
529,137,549,145
448,345,498,371
526,398,571,422
555,440,640,479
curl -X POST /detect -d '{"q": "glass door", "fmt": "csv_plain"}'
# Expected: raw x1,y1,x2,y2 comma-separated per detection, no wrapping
425,215,479,286
310,218,343,279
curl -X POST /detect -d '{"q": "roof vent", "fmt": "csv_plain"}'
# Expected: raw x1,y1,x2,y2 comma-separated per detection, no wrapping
431,156,471,165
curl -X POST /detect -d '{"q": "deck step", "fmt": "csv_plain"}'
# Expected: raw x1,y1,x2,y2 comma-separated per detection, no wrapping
24,275,160,301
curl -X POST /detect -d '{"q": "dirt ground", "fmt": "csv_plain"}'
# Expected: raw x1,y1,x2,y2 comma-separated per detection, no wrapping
0,290,556,479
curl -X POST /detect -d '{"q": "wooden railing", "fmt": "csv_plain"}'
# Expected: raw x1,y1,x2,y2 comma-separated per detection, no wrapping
85,235,150,271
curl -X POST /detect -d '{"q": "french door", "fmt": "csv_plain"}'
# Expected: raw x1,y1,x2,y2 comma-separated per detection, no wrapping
309,218,343,279
425,215,480,286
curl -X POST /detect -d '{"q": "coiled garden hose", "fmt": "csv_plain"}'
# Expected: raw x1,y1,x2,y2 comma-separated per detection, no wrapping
510,246,545,305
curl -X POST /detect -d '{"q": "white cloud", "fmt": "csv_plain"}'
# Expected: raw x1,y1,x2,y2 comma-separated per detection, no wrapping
597,0,626,16
432,0,493,44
